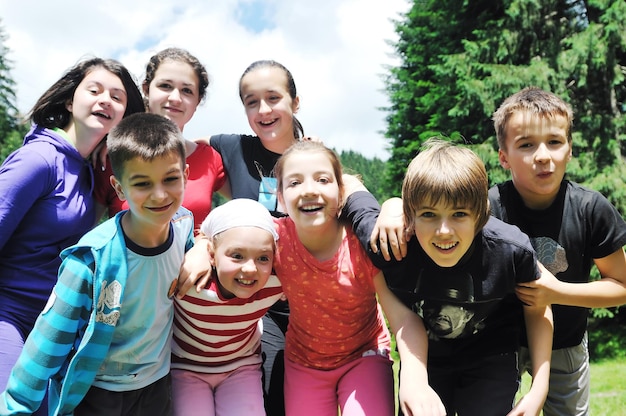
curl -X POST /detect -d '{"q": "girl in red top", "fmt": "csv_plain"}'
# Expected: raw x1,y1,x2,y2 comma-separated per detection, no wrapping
272,141,443,416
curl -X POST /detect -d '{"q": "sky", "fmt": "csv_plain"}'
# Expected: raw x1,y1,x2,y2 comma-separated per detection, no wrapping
0,0,411,160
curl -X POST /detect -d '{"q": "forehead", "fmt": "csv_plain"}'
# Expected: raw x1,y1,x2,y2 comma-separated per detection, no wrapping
507,111,569,137
240,67,289,94
282,151,334,174
122,152,184,178
80,67,124,88
153,60,199,83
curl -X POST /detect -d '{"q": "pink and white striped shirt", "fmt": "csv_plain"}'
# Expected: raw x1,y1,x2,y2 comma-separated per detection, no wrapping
171,274,283,373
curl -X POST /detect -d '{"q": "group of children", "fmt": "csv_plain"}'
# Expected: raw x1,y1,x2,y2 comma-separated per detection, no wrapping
1,66,625,416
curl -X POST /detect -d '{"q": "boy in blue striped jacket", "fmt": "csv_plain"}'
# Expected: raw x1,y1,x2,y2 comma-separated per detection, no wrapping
0,113,193,416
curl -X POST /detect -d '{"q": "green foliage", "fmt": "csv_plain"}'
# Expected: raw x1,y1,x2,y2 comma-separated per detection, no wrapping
383,0,626,213
338,149,390,202
0,20,20,141
0,129,23,164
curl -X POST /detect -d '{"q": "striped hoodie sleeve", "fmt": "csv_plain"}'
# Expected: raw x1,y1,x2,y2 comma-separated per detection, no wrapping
0,249,94,414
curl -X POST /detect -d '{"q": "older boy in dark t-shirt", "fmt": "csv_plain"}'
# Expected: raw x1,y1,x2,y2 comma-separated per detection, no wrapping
489,87,626,416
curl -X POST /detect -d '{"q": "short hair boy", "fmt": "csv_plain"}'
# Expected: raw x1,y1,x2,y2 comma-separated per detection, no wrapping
489,86,626,416
0,113,193,416
344,139,553,415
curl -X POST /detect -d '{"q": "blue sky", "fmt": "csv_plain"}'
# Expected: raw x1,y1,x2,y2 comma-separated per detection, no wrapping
0,0,410,159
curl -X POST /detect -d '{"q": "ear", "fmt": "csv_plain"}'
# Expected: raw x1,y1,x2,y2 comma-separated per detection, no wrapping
498,149,511,170
207,240,217,267
65,100,73,113
292,96,300,114
110,176,127,201
183,164,190,185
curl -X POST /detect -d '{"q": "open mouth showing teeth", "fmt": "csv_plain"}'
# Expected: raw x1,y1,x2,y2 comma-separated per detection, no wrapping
93,112,111,119
237,279,255,286
434,242,458,250
260,119,277,126
300,205,323,213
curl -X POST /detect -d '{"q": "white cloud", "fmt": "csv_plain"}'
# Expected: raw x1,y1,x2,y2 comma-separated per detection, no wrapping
0,0,410,159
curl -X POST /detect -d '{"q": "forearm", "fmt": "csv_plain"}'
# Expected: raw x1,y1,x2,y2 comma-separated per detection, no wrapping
551,278,626,308
524,304,553,400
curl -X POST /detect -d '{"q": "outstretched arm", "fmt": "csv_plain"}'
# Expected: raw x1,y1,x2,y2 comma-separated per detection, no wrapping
373,273,445,416
516,248,626,308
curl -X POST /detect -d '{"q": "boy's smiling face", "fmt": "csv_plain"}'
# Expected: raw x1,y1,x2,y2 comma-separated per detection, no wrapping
111,152,188,244
498,111,572,210
412,200,477,268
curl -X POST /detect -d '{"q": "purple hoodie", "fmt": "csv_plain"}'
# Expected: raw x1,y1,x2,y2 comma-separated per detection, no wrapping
0,125,97,337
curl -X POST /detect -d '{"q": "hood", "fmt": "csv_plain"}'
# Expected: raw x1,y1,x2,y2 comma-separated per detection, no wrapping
23,124,85,164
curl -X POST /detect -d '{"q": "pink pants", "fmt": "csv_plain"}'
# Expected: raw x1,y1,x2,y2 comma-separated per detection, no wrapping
284,352,394,416
171,364,265,416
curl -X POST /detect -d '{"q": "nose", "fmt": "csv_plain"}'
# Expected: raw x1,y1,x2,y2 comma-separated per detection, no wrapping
169,89,182,103
99,91,112,107
301,179,318,196
241,258,257,273
436,218,452,235
151,184,168,201
259,99,271,114
534,143,551,163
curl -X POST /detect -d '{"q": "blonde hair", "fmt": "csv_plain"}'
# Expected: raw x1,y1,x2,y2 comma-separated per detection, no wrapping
493,87,573,150
402,138,490,232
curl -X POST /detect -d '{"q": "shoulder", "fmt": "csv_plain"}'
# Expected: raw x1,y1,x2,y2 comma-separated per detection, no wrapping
210,134,245,149
61,215,123,259
482,216,533,252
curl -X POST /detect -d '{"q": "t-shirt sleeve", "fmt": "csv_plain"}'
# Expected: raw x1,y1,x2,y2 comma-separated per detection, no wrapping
587,192,626,258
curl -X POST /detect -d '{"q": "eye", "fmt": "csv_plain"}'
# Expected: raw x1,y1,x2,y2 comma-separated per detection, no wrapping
452,211,469,218
287,179,301,187
182,87,195,96
420,211,435,218
157,82,173,90
258,255,272,263
230,252,243,260
132,181,151,188
244,98,258,107
164,175,181,183
317,177,330,184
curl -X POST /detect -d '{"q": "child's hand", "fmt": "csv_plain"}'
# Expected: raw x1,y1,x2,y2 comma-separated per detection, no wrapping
193,136,211,146
90,140,109,171
507,391,545,416
370,197,408,261
516,262,561,307
177,238,212,298
398,382,446,416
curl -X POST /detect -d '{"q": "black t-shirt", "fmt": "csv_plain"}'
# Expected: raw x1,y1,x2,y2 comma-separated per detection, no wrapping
343,192,539,364
489,180,626,349
211,134,284,216
211,134,289,316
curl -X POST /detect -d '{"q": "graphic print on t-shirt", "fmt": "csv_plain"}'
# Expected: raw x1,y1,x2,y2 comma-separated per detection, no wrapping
413,270,495,341
530,236,568,275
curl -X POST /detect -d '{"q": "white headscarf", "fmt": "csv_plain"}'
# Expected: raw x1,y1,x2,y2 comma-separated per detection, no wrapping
200,198,279,241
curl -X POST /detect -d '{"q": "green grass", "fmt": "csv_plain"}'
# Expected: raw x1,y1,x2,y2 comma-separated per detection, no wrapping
517,358,626,415
390,340,626,416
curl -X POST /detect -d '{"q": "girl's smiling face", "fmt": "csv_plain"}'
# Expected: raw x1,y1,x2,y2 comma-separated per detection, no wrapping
210,226,275,299
240,66,299,147
145,60,201,131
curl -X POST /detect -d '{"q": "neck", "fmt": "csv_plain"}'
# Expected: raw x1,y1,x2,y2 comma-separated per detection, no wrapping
295,220,344,261
121,213,170,248
260,134,297,154
63,122,102,159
